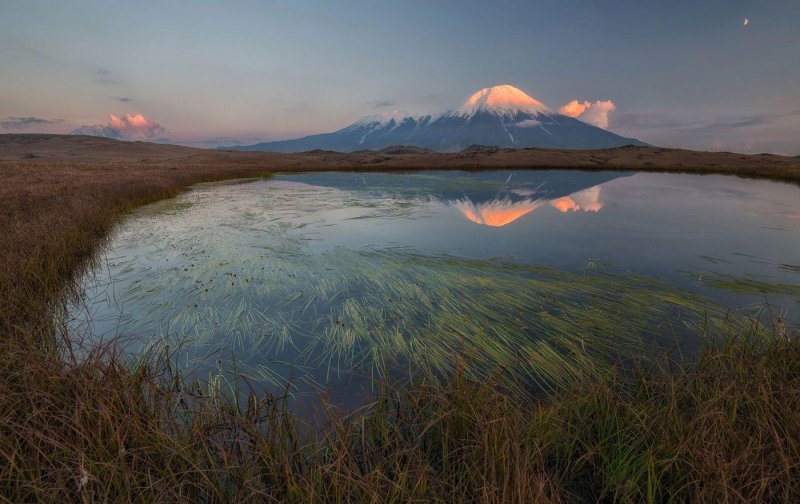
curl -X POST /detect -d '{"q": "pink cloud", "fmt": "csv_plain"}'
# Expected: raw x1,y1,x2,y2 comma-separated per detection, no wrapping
559,100,616,129
559,100,591,118
69,113,167,141
107,113,166,139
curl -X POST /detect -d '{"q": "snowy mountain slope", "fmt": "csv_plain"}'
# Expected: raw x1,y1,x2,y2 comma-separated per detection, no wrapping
226,85,646,152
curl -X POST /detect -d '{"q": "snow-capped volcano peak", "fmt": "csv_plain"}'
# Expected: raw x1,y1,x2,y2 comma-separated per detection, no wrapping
456,84,552,118
227,82,647,152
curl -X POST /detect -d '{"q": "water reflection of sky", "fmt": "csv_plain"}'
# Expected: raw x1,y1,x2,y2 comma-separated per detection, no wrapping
67,170,800,405
275,171,800,296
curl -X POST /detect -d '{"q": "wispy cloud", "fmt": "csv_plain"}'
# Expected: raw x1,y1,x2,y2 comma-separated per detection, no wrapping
611,109,800,154
94,68,122,85
370,100,396,109
0,116,63,130
610,111,702,130
697,114,775,132
612,110,800,133
115,96,132,103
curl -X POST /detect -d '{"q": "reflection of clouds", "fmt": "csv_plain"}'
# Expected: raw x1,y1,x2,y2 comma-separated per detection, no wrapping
454,199,542,227
551,186,603,213
454,185,605,226
551,196,579,213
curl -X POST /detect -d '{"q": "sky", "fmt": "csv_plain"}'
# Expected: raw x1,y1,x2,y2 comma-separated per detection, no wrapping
1,0,799,154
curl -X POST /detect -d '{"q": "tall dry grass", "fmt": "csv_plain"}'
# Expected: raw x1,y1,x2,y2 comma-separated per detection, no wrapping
2,314,798,502
1,158,799,501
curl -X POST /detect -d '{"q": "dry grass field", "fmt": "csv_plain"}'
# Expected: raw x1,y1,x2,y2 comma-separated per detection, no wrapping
1,134,799,501
4,134,800,181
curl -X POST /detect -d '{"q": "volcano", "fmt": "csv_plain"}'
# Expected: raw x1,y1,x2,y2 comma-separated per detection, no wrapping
227,84,645,153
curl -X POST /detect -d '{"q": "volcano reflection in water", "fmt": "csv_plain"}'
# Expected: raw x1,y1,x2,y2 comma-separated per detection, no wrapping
454,185,605,227
275,170,626,228
454,198,542,227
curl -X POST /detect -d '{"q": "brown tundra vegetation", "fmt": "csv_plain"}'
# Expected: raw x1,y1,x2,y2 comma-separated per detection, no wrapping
1,134,799,502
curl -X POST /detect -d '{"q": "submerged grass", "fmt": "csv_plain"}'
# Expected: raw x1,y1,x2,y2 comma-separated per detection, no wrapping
780,263,800,274
69,181,728,396
699,271,800,297
2,159,800,501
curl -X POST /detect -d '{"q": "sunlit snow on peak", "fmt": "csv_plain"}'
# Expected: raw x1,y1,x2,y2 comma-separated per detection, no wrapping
457,84,552,118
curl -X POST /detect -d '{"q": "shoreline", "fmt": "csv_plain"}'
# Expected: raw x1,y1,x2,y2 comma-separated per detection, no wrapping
3,134,800,185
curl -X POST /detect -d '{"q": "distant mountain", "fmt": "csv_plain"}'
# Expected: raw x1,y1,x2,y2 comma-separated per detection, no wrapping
226,84,646,153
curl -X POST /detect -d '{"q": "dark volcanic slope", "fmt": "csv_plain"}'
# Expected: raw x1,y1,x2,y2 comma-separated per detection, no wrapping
228,111,646,153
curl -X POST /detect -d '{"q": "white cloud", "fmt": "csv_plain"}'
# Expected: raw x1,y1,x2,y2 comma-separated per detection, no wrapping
559,99,616,129
516,119,542,128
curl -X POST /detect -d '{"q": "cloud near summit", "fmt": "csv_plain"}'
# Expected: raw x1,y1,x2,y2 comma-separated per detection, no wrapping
559,100,616,129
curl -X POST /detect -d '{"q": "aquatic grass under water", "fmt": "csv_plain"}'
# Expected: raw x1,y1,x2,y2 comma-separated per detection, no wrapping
780,263,800,274
72,242,728,396
695,270,800,297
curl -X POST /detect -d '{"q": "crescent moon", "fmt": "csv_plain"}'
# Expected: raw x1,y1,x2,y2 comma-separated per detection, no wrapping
743,18,749,26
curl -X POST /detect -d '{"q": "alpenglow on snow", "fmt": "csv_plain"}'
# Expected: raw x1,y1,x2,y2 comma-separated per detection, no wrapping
226,84,646,153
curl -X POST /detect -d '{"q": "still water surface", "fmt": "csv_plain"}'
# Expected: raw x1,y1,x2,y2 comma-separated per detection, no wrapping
69,170,800,403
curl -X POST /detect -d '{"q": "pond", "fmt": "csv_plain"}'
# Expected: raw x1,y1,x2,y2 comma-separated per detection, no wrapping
68,170,800,406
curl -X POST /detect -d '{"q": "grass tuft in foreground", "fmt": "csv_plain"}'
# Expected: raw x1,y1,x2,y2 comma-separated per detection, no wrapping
1,315,798,502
